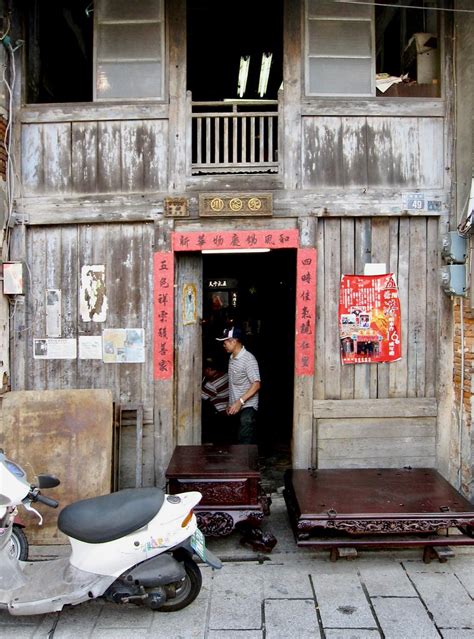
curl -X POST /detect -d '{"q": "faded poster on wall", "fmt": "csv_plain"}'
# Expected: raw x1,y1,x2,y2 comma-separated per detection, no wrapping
33,338,77,359
46,289,61,337
102,328,145,363
339,273,401,364
79,336,103,360
80,265,108,322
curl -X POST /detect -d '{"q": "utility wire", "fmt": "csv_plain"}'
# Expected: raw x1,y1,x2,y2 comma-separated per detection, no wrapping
333,0,474,13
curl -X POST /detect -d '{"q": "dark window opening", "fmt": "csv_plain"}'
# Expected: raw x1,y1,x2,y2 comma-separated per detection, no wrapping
187,0,283,102
376,3,440,98
23,0,93,104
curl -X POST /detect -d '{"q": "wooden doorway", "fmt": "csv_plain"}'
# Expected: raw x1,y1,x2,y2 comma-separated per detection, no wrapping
201,249,296,488
154,228,316,474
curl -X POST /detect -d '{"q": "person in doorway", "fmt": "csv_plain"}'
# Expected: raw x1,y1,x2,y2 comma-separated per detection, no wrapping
201,358,229,444
216,326,261,445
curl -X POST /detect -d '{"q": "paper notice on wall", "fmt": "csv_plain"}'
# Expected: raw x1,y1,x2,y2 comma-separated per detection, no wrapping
80,265,108,322
339,273,401,364
79,336,103,360
46,289,61,337
3,262,23,294
102,328,145,363
33,338,77,360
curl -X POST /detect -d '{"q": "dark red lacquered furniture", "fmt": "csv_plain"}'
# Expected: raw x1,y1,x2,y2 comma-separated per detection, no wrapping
166,444,275,550
284,468,474,559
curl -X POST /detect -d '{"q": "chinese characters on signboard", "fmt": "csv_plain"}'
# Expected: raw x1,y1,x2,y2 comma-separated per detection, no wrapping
339,273,401,364
154,231,315,380
296,248,316,376
173,229,299,252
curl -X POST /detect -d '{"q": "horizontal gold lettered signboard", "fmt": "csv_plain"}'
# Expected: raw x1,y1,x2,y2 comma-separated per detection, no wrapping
199,194,272,217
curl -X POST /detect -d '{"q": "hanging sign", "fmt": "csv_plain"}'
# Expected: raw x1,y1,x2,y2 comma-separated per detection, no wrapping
339,273,401,364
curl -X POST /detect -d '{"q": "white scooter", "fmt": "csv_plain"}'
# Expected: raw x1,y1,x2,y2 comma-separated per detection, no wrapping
0,450,221,615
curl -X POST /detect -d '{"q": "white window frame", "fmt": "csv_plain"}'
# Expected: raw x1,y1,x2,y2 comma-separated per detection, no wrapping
305,0,375,98
93,0,166,102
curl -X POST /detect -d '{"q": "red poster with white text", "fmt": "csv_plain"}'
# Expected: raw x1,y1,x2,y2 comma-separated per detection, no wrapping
339,274,401,364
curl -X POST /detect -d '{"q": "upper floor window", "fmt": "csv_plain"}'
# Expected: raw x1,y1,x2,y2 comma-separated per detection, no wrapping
305,0,441,98
25,0,93,103
95,0,164,101
24,0,165,104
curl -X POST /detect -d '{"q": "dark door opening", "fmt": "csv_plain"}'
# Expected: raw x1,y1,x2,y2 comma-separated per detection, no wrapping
202,249,295,489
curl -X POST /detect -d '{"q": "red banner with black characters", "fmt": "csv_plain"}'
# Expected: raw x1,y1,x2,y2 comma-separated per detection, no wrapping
173,229,299,252
153,252,174,380
295,248,316,376
339,273,401,364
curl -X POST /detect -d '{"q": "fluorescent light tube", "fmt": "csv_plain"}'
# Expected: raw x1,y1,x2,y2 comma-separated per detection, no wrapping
237,55,251,98
202,249,271,254
258,52,273,97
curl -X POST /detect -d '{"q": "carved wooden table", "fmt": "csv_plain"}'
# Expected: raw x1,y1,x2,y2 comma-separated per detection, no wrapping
284,468,474,559
166,445,275,551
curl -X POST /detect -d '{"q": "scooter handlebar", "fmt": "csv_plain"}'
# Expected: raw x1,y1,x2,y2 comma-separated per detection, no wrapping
34,493,59,508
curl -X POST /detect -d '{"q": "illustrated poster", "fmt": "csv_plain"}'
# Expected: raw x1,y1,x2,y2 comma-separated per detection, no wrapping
339,273,401,364
102,329,145,363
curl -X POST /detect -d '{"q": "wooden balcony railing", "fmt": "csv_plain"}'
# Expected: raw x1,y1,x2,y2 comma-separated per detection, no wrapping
190,99,279,175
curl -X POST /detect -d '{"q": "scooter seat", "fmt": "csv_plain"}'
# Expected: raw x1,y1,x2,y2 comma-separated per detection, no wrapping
58,487,165,543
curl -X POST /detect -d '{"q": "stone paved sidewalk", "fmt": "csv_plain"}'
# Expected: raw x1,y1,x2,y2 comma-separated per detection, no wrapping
1,495,473,638
1,549,473,638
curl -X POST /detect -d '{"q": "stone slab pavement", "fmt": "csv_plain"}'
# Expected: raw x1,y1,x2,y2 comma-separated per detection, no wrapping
1,495,473,638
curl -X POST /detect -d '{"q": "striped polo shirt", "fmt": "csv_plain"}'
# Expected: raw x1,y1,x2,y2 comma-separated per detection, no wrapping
228,346,260,410
201,372,229,413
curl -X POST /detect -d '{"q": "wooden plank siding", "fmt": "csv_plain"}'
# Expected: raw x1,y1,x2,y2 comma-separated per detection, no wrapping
313,217,440,469
21,120,168,196
314,399,437,469
302,116,444,189
314,216,439,402
15,223,156,414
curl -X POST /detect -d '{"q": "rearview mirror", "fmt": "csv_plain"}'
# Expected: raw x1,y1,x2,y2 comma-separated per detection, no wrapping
36,474,60,489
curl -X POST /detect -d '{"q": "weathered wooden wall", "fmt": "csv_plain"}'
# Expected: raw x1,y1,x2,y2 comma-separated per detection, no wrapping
314,398,437,469
21,119,168,196
312,215,442,468
302,117,444,189
7,0,456,482
11,222,155,402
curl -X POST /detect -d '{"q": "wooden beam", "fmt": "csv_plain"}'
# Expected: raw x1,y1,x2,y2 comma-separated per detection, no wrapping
313,398,438,419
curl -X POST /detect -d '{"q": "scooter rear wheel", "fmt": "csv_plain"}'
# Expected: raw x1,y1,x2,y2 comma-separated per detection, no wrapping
11,525,29,561
158,557,202,612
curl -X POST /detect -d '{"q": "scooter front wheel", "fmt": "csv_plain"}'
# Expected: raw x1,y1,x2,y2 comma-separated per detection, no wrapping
11,525,29,561
158,557,202,612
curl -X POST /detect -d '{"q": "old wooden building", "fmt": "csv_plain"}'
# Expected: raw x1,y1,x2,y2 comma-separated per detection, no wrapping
1,0,473,495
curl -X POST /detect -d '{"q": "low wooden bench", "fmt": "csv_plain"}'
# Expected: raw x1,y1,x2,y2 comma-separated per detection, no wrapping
284,467,474,561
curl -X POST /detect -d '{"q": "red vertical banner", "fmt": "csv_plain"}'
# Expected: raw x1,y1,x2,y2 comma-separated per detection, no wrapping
153,252,174,380
295,248,317,376
339,273,401,364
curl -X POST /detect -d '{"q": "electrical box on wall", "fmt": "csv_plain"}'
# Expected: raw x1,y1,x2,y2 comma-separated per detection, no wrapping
440,264,466,296
2,262,24,294
441,231,467,264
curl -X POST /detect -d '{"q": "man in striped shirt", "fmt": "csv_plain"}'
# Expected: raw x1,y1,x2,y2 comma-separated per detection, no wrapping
216,326,261,444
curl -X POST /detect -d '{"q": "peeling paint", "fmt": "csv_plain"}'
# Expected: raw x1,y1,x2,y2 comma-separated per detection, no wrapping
80,264,108,322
